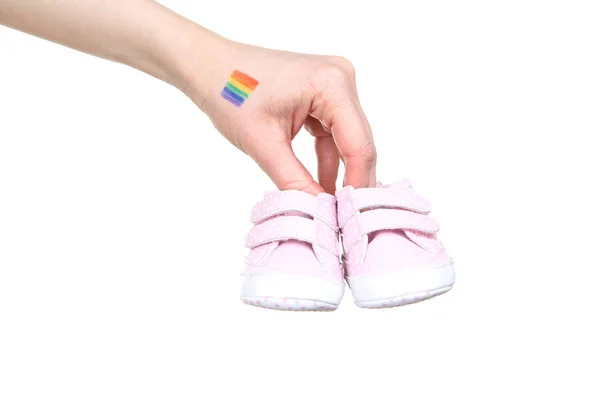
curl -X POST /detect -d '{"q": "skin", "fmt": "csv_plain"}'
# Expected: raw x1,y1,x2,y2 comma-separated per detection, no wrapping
0,0,376,195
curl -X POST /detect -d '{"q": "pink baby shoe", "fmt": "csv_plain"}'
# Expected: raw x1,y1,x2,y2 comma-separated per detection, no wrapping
336,180,455,309
241,190,345,311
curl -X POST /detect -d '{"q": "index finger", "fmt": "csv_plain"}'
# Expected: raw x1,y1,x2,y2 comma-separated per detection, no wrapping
327,98,377,189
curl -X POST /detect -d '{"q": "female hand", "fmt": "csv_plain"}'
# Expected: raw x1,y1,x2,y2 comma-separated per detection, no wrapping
0,0,376,194
183,41,377,195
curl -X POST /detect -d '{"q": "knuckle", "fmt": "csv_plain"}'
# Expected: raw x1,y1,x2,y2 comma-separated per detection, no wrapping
316,57,356,86
330,56,356,76
360,142,377,164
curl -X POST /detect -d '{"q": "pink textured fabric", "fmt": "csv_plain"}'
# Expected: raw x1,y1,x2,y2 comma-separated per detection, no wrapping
341,208,439,252
338,187,431,227
251,190,338,229
353,251,452,274
245,215,339,255
337,181,451,277
244,191,342,281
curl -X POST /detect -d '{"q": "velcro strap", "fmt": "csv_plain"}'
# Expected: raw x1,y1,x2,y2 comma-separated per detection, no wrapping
352,187,432,214
250,191,337,229
245,216,339,255
342,209,439,251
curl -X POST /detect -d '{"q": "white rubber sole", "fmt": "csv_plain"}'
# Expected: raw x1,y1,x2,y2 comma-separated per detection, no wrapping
240,273,345,311
348,261,455,309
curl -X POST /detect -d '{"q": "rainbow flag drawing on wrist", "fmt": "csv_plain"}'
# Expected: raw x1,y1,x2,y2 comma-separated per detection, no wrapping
221,70,259,107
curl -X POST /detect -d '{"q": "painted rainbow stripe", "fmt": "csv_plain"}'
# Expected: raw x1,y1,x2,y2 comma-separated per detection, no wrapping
221,70,259,107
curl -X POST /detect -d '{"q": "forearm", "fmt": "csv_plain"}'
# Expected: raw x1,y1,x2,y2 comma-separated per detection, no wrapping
0,0,227,92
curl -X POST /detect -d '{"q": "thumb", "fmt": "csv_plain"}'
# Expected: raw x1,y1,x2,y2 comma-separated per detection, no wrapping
251,136,324,196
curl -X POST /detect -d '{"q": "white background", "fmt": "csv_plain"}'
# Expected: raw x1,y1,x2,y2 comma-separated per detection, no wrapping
1,1,599,399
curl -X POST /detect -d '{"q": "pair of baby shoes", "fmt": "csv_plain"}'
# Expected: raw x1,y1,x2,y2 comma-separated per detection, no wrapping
240,180,455,311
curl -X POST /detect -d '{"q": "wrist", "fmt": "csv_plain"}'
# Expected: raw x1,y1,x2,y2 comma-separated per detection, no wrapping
172,29,237,111
124,3,234,108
